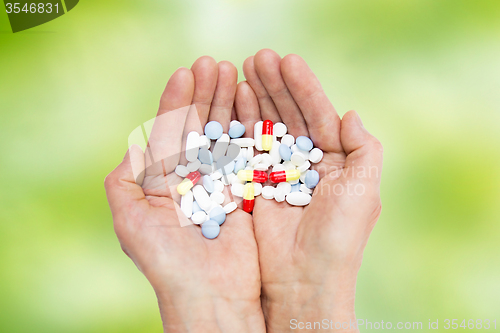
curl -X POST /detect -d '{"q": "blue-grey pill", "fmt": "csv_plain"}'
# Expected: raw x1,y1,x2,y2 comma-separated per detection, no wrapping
204,121,223,140
209,206,226,225
228,123,246,138
291,183,300,192
202,220,221,239
304,170,320,189
198,148,213,165
296,136,313,152
203,175,215,193
217,156,235,175
279,144,292,161
234,156,247,173
192,201,202,213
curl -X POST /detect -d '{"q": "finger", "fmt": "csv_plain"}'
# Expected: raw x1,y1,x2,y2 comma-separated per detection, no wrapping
235,81,262,138
281,54,343,153
243,56,281,123
147,68,195,175
339,111,383,188
254,49,308,137
208,61,238,132
105,145,148,219
190,56,218,127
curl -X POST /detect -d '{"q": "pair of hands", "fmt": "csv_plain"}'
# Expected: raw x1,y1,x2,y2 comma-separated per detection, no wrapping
105,49,383,333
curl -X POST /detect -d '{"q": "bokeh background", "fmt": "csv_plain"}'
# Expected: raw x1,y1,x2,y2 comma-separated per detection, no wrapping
1,0,499,332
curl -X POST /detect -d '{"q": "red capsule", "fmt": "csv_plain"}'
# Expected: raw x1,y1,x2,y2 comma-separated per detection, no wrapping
243,183,255,213
262,120,273,151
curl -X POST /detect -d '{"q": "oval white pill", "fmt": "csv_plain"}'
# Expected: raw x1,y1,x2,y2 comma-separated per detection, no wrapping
231,183,245,197
273,122,287,137
180,190,193,218
277,182,292,194
223,201,237,214
283,161,296,170
253,183,262,196
222,173,235,186
212,134,230,161
286,192,312,206
191,211,207,225
210,192,225,205
262,186,276,200
274,188,286,202
175,165,189,178
192,185,211,211
230,138,255,147
211,170,223,180
198,135,211,150
187,159,201,172
281,134,295,147
254,121,263,151
213,179,224,192
249,154,263,166
186,131,200,162
297,160,311,173
299,183,312,194
272,164,285,173
246,147,255,160
291,152,306,166
254,163,269,171
269,141,281,165
199,164,213,175
308,148,323,164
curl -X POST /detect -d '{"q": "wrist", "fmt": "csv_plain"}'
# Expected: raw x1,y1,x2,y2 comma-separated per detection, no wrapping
262,272,359,333
156,291,265,333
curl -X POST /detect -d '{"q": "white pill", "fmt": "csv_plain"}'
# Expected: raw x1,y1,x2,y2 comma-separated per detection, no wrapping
246,146,255,160
249,154,263,166
198,135,211,150
211,170,223,180
272,164,285,173
297,160,311,173
289,178,300,185
298,148,309,160
254,163,269,171
230,138,255,147
262,186,276,200
300,183,312,194
231,174,245,185
281,134,295,147
291,144,299,153
274,188,286,202
212,134,230,161
308,148,324,164
210,191,225,205
180,190,193,218
199,164,214,175
277,182,292,194
213,179,224,192
261,153,273,166
230,120,241,128
269,141,281,165
286,192,312,206
222,173,236,186
223,202,238,214
254,121,263,151
191,211,207,225
231,183,244,197
192,185,212,211
175,165,189,178
185,131,200,162
187,159,201,172
236,148,247,161
291,152,306,166
244,165,253,170
283,161,296,170
253,183,262,196
206,202,222,214
273,122,287,137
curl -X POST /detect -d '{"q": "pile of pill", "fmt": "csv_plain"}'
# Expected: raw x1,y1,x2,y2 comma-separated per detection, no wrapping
175,120,324,239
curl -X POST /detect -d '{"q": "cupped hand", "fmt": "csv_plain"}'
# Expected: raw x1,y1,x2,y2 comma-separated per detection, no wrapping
242,49,383,332
105,57,265,333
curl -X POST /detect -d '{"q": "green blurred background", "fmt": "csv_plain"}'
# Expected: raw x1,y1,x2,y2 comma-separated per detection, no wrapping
1,0,499,332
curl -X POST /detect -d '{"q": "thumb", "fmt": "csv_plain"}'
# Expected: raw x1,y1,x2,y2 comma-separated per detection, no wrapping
340,110,383,187
104,145,147,216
